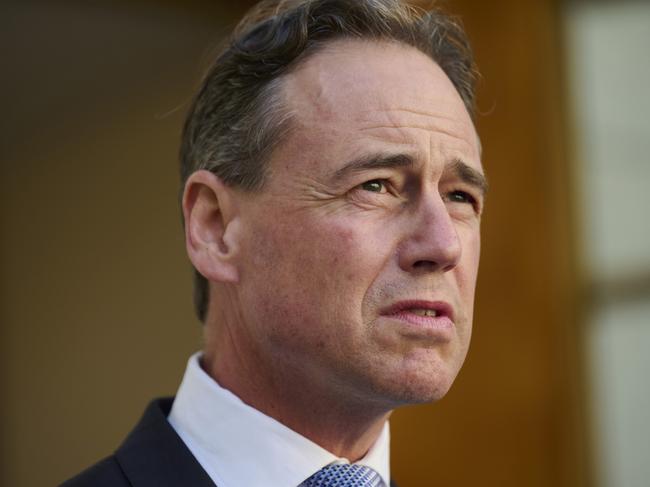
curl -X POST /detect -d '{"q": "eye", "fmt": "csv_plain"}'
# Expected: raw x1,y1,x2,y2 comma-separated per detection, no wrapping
447,190,476,205
359,179,388,193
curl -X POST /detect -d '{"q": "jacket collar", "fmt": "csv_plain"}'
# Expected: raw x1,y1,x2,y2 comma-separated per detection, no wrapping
115,398,216,487
114,397,398,487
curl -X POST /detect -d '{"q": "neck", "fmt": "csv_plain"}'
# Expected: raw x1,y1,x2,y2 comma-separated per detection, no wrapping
202,325,391,460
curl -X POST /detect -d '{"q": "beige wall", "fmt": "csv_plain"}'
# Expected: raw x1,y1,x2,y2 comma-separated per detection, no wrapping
2,2,252,484
1,1,588,486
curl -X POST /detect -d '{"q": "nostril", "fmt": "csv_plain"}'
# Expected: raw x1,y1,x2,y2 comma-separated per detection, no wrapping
413,260,436,269
412,260,456,272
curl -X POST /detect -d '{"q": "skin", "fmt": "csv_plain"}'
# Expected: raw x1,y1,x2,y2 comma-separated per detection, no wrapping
183,39,485,461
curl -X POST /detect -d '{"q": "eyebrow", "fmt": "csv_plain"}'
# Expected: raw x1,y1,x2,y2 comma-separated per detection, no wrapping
331,153,414,182
331,153,488,197
448,158,489,197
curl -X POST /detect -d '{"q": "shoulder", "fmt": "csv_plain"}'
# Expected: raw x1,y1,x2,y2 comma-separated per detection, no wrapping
59,455,129,487
60,397,215,487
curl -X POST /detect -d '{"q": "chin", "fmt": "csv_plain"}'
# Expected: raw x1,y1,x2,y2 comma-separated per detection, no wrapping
396,376,456,405
366,363,461,408
395,349,467,404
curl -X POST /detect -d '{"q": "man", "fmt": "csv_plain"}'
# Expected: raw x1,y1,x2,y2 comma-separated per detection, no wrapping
63,0,485,485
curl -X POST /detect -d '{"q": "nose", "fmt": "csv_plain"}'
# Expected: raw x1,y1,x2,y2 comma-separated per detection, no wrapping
398,194,462,273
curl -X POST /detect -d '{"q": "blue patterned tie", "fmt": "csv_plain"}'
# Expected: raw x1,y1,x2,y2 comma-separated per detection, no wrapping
300,464,386,487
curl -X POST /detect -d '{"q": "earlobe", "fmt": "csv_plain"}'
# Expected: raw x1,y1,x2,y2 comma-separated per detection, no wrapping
182,170,240,284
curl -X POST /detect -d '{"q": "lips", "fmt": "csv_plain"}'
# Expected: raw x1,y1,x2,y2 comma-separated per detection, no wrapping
377,300,456,338
380,300,454,321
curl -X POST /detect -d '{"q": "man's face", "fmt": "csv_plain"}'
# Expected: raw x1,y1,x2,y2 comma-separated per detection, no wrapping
233,40,484,407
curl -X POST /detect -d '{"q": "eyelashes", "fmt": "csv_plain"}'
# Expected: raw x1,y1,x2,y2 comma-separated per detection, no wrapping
359,179,389,193
354,179,482,215
446,190,476,205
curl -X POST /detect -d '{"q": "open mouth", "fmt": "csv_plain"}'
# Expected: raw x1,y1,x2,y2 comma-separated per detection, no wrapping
381,300,453,321
408,309,440,317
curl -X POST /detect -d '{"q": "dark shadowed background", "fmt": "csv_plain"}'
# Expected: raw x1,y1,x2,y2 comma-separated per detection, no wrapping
2,1,649,486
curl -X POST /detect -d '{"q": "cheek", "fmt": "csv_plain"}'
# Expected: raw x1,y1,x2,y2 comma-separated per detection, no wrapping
243,214,373,323
289,215,379,279
464,231,480,272
239,213,386,363
455,227,481,315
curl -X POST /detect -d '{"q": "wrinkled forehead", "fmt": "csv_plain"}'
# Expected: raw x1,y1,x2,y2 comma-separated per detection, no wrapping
281,39,480,154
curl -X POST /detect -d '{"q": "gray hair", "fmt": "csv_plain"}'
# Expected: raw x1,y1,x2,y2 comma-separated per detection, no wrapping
180,0,479,322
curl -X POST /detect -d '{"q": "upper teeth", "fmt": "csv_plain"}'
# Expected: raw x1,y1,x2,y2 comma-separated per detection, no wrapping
410,309,438,317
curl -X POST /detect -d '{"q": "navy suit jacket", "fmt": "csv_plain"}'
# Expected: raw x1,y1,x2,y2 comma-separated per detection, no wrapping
61,397,398,486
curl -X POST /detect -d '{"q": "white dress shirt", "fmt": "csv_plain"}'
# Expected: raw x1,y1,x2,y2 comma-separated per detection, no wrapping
168,352,390,487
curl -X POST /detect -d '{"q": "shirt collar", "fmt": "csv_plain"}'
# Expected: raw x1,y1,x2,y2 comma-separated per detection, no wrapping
168,352,390,487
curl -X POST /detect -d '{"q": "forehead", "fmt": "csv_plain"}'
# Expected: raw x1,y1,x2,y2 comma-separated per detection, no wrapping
279,39,481,167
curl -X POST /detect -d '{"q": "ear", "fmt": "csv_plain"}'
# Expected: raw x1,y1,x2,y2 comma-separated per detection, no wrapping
182,170,241,284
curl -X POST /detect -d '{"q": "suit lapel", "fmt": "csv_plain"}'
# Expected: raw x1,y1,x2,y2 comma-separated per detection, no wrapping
115,398,216,487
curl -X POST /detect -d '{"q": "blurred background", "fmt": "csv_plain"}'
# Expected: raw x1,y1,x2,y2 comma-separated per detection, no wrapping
1,0,648,485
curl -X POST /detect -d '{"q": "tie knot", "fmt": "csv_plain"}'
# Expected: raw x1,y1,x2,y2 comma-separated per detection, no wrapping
300,463,386,487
